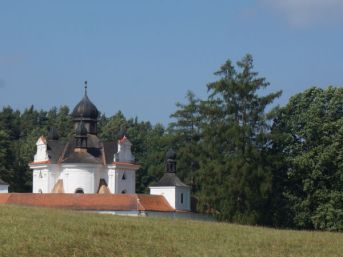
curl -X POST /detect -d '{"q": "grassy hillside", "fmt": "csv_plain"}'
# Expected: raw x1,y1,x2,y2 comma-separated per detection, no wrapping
0,205,342,257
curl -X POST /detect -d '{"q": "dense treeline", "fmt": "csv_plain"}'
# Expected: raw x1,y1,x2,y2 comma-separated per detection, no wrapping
0,55,342,231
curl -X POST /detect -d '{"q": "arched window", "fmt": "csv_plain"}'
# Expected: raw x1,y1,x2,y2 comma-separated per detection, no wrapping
122,172,126,180
121,190,127,194
75,188,84,194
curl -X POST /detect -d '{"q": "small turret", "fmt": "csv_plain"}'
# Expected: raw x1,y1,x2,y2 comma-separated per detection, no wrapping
149,148,191,211
166,148,176,173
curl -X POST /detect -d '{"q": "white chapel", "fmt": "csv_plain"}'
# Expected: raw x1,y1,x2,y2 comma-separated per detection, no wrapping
30,85,139,195
29,84,191,212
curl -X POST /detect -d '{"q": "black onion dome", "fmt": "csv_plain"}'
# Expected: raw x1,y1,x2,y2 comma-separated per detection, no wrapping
166,148,176,160
72,85,99,120
75,120,88,136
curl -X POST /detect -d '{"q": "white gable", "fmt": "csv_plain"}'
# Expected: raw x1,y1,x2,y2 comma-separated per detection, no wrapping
34,136,49,162
114,136,135,163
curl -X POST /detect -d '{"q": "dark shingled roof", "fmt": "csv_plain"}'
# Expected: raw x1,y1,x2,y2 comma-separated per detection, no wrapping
0,179,8,185
62,151,102,164
72,92,99,121
103,141,118,164
44,134,117,165
47,140,65,163
152,173,189,187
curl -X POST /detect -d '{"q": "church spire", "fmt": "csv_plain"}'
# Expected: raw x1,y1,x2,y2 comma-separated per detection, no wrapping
84,81,88,96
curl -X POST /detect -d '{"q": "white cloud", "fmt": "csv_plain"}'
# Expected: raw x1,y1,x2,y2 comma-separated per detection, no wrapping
261,0,343,27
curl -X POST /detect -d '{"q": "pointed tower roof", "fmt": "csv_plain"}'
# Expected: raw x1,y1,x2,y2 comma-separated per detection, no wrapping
72,81,99,121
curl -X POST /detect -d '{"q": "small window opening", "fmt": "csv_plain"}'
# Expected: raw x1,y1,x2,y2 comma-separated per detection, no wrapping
39,171,43,178
122,172,126,180
181,193,184,204
75,188,84,194
121,190,127,194
38,189,43,194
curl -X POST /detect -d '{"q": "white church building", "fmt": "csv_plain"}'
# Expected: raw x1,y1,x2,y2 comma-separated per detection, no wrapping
28,84,191,213
0,179,9,193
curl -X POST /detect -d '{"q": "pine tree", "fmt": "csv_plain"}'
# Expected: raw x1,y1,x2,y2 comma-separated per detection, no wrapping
198,54,282,224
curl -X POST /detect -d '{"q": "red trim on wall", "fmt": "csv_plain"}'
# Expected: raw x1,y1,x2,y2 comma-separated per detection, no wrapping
111,161,139,166
30,160,50,165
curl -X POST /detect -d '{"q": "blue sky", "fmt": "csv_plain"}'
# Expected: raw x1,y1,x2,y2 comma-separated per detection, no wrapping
0,0,342,125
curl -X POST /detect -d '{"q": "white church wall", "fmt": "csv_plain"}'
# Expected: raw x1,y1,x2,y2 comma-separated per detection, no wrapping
175,187,191,211
150,186,191,211
61,165,98,193
32,165,60,193
108,169,116,193
33,136,49,162
0,185,9,193
150,187,176,209
114,137,135,163
116,169,135,194
32,168,50,193
108,169,136,194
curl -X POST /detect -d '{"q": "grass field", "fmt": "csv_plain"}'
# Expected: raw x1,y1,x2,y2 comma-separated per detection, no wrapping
0,205,342,257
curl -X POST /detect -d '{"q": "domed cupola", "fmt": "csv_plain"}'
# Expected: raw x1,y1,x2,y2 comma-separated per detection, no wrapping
72,81,99,135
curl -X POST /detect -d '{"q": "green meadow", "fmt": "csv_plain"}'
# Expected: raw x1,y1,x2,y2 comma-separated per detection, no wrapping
0,205,342,257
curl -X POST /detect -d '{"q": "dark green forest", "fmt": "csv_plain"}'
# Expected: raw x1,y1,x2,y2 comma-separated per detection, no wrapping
0,55,342,231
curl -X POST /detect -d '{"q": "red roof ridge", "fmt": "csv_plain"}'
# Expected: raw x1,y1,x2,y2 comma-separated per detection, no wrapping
30,160,51,165
0,193,174,212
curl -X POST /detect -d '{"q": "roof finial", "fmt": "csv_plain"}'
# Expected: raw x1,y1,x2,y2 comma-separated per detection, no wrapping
84,81,88,96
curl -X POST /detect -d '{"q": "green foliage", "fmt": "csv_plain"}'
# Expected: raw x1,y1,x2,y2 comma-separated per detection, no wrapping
271,86,343,231
169,91,202,191
193,54,281,225
0,130,13,184
0,55,342,231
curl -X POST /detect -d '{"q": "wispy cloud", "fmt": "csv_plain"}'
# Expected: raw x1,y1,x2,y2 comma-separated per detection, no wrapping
261,0,343,27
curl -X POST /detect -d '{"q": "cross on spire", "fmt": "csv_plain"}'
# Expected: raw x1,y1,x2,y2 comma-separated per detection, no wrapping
84,81,88,95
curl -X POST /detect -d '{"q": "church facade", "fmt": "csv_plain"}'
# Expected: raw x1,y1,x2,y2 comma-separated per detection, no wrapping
29,85,191,212
30,86,139,195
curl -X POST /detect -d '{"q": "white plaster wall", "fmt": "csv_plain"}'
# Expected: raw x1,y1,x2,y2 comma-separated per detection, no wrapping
175,187,191,211
34,137,49,162
61,165,98,193
150,187,176,208
116,170,135,194
48,165,60,193
33,168,50,193
115,138,135,163
0,185,9,193
108,168,136,194
108,169,116,193
150,186,191,211
32,165,60,193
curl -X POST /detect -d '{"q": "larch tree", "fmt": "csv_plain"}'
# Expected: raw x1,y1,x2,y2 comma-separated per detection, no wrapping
197,54,282,224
